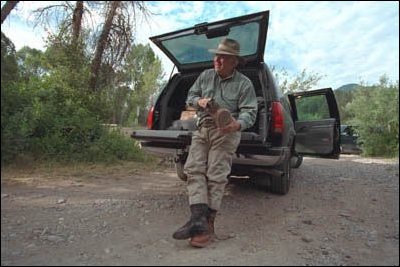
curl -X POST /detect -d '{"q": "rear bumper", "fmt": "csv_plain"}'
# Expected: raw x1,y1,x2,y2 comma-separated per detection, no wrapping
232,147,289,167
139,144,290,168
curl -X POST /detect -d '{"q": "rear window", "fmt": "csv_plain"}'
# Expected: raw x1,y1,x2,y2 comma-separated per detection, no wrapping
162,22,260,64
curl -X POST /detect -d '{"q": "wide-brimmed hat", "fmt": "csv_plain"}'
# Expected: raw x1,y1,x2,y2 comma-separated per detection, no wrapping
208,38,245,64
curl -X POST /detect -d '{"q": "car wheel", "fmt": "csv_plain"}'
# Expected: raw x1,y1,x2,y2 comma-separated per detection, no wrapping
175,161,188,181
291,154,303,169
271,155,292,195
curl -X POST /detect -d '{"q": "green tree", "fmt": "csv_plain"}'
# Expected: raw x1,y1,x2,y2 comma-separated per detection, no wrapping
1,6,159,164
334,89,356,124
16,46,47,82
271,67,324,94
1,32,27,164
346,76,399,157
88,1,149,92
1,31,19,85
109,43,164,126
31,1,150,93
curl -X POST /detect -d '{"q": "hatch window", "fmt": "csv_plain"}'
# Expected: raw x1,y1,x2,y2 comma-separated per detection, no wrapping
162,22,260,64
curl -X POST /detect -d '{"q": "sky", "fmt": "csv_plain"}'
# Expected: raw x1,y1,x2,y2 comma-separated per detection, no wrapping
1,1,399,89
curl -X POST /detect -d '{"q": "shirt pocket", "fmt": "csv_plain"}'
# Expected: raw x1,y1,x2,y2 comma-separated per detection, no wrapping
220,89,239,110
202,85,215,98
222,80,242,99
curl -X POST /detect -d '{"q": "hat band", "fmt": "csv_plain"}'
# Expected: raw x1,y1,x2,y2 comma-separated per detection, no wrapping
215,43,239,56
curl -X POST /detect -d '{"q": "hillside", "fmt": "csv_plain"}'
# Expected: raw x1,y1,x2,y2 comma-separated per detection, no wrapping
335,83,359,91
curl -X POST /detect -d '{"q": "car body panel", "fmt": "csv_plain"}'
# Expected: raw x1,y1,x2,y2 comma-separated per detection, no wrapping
340,125,362,154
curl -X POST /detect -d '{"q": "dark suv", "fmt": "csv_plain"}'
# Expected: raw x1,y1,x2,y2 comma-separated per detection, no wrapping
340,125,362,154
132,10,341,194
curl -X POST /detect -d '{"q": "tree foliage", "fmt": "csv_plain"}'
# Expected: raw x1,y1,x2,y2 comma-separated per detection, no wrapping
1,31,18,84
334,88,357,124
346,77,399,157
1,15,162,165
271,67,324,94
122,43,164,125
271,66,399,157
1,32,31,162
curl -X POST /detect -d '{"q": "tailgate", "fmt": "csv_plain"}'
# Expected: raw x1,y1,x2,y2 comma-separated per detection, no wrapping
132,129,267,154
131,130,192,148
132,130,261,143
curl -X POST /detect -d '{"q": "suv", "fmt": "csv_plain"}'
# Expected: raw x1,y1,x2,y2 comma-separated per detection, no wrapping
132,10,341,195
340,125,362,154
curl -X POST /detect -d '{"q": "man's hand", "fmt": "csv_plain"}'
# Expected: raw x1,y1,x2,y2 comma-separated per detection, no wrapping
219,119,241,134
197,97,211,109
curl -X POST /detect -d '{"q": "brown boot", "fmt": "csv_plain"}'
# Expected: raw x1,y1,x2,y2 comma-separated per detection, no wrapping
172,204,209,240
189,208,217,247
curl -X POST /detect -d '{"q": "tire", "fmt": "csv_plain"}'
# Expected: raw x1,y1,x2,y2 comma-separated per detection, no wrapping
270,155,292,195
175,161,188,181
291,154,303,169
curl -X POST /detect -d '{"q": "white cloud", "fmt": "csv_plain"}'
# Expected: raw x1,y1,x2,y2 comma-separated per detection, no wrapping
2,15,47,51
2,1,398,89
253,1,399,88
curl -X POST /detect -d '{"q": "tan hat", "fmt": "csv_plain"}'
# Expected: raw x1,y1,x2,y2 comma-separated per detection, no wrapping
208,38,241,56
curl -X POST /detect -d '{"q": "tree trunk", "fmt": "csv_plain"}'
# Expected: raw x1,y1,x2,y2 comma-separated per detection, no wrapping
89,1,120,92
1,1,19,24
72,1,83,44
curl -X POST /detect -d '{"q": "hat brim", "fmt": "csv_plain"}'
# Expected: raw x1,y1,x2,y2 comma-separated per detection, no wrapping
208,48,238,56
208,49,245,65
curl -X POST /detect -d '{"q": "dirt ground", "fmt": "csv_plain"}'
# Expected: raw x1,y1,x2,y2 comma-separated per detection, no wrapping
1,155,399,266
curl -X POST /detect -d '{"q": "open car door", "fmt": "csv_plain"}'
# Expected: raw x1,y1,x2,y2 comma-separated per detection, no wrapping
288,88,341,159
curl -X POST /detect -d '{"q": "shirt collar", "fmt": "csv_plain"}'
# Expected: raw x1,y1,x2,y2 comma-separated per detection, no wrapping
216,69,236,81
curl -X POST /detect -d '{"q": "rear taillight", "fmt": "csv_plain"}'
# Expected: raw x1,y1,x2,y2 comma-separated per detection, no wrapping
271,102,284,134
146,106,155,129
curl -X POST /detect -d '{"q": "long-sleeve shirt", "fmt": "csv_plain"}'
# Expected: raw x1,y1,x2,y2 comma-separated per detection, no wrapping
186,69,258,131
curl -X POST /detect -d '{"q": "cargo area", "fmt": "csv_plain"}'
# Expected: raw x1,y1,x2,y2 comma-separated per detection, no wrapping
152,68,269,144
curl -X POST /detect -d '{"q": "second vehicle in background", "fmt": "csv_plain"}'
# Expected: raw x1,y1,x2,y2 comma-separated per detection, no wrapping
340,125,362,154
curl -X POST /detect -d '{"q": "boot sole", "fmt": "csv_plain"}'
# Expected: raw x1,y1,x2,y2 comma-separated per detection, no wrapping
173,226,208,240
215,109,233,128
189,239,210,248
189,234,211,248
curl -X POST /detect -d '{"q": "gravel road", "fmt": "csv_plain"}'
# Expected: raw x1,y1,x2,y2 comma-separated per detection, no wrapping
1,155,399,266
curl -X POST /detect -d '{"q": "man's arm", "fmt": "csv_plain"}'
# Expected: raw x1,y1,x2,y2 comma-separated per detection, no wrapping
186,72,205,109
236,81,258,131
219,80,257,134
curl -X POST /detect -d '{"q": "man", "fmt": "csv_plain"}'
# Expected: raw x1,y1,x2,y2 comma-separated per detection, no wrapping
172,38,258,247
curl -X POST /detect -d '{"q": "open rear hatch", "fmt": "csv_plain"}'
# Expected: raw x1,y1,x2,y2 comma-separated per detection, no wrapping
149,10,269,73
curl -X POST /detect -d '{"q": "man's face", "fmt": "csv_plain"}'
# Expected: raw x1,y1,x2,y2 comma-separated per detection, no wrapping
213,54,237,78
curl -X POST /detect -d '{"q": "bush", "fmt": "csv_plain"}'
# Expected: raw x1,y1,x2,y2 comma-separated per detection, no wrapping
346,77,399,157
1,82,36,164
1,76,148,165
84,130,148,163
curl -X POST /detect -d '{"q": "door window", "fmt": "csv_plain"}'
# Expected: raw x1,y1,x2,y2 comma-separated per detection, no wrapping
295,94,330,121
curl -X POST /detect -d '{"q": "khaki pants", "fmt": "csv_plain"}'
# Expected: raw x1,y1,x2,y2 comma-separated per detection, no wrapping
184,126,241,211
